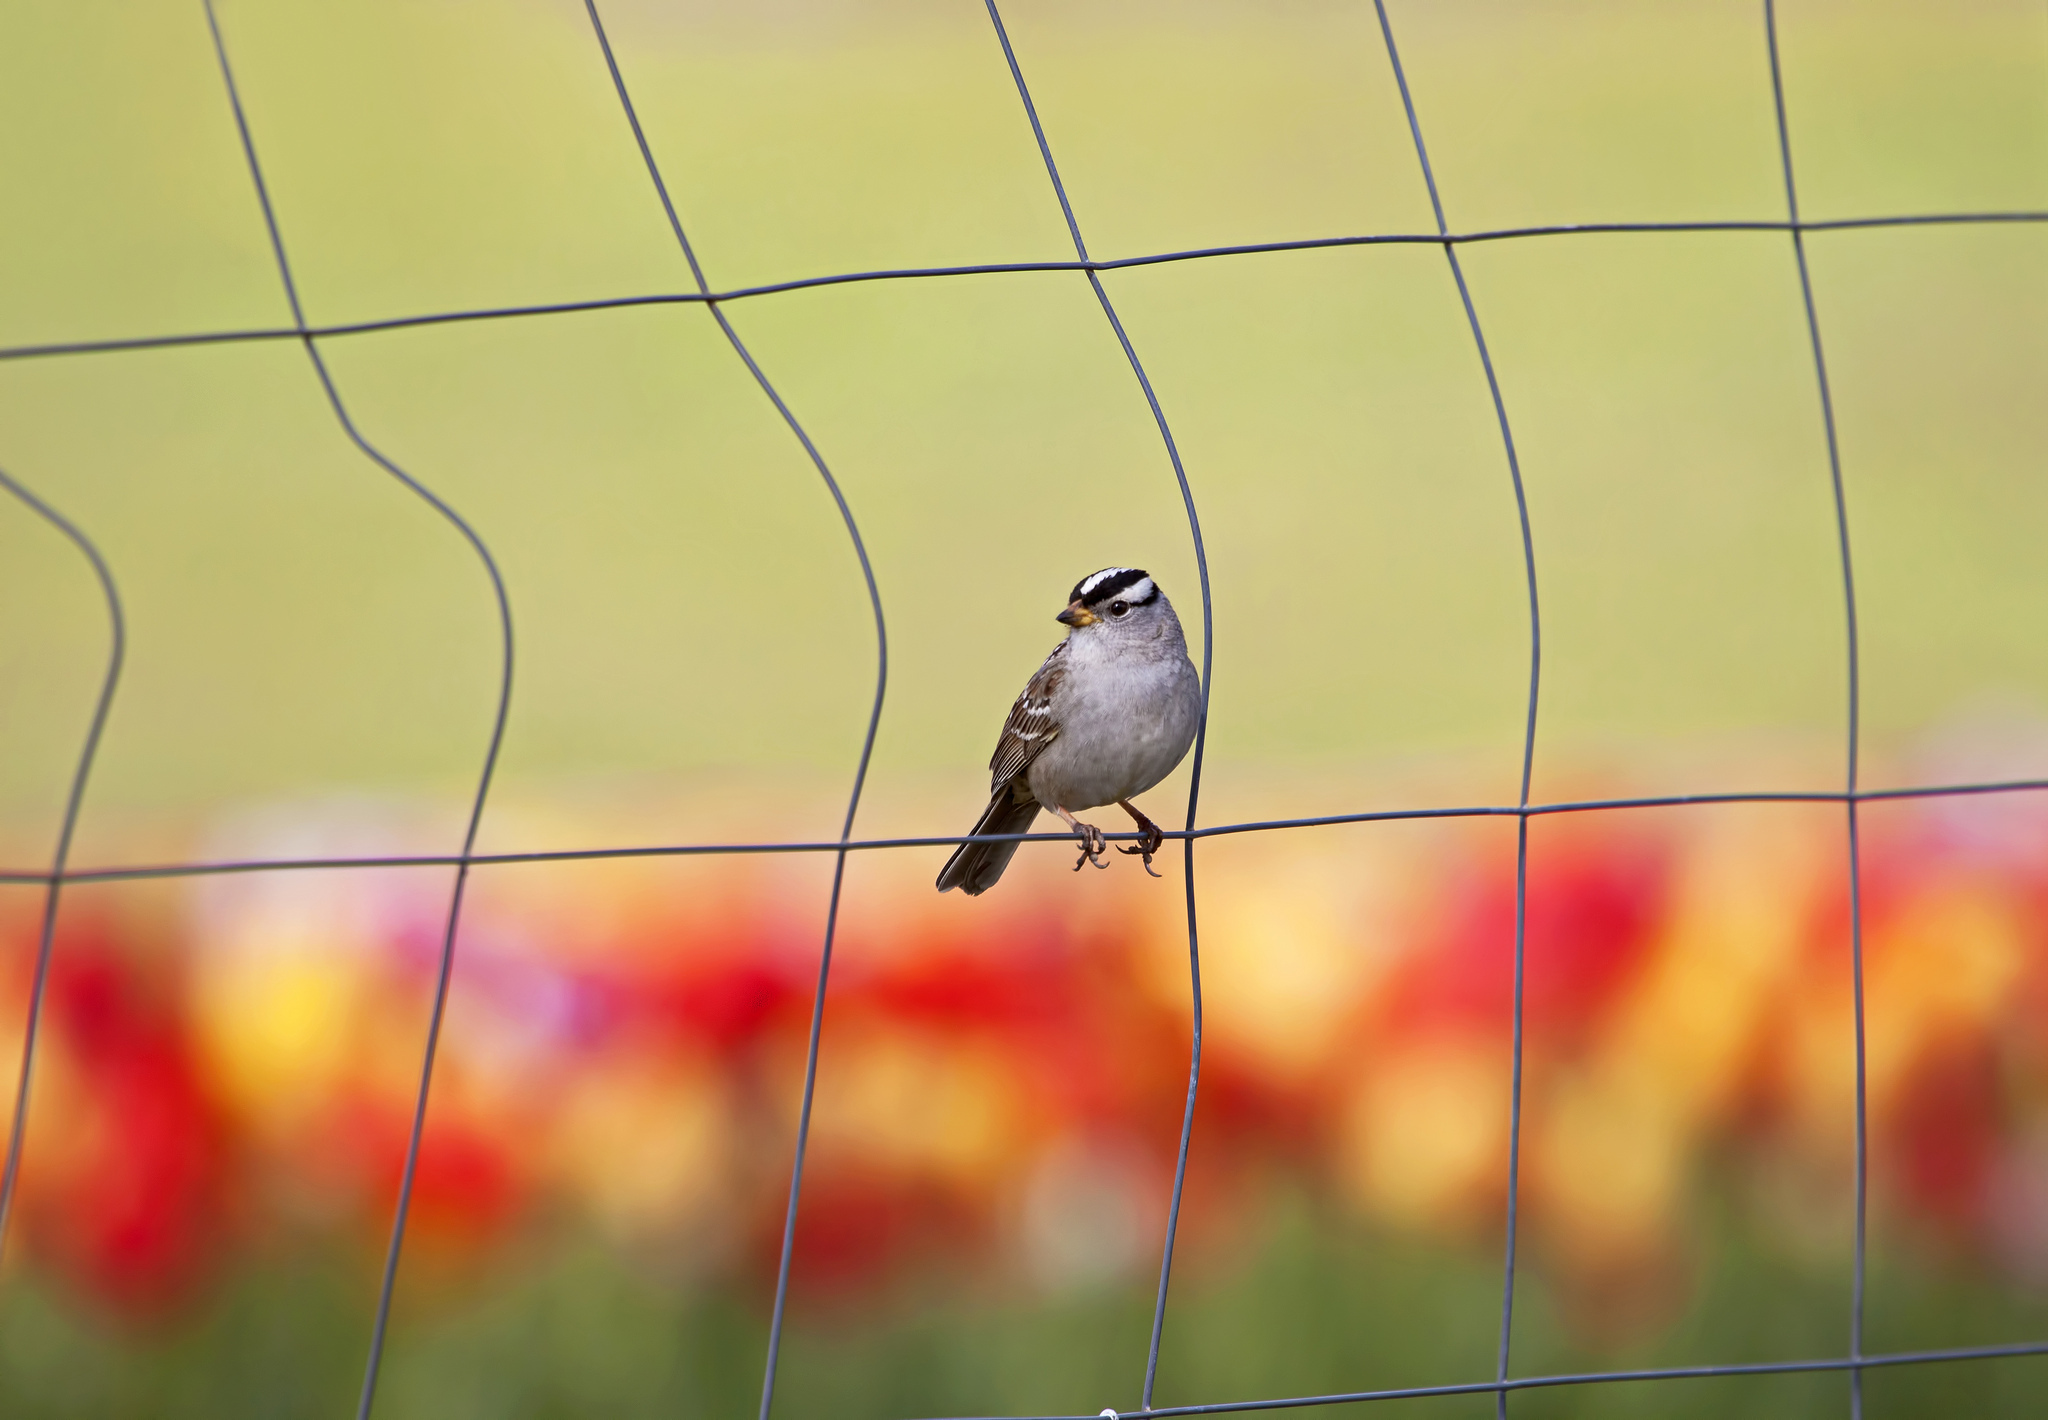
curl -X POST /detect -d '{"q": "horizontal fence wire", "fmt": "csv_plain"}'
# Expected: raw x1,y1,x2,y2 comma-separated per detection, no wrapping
3,212,2047,366
0,0,2044,1418
7,778,2048,887
911,1335,2048,1420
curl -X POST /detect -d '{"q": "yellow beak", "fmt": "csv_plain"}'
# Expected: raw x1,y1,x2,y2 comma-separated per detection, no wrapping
1057,601,1097,627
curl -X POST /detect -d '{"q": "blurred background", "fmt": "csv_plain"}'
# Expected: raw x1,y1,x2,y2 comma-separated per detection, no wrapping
4,0,2048,1415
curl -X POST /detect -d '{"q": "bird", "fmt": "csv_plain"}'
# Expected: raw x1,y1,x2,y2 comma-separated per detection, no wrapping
936,567,1202,896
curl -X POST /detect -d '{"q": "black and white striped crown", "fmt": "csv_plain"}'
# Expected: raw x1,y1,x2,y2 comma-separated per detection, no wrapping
1069,566,1159,609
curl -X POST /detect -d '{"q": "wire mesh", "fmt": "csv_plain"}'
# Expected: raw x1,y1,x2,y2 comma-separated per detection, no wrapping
0,1,2045,1417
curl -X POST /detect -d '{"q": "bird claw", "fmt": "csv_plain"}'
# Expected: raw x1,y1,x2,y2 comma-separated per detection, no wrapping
1115,843,1164,878
1069,821,1110,872
1114,816,1165,878
1114,826,1164,877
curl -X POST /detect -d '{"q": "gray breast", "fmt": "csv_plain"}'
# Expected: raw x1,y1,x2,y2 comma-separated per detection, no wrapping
1026,651,1200,813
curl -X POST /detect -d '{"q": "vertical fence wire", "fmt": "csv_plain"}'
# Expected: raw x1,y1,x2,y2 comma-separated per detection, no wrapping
1762,4,1869,1415
197,6,519,1417
0,469,125,1269
978,4,1217,1410
1367,6,1544,1413
575,7,892,1419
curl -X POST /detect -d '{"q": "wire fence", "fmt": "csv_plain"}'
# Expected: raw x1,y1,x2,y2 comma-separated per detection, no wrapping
0,1,2044,1417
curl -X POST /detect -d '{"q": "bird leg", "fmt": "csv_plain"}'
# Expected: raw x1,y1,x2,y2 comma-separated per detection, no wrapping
1050,805,1110,872
1114,799,1165,878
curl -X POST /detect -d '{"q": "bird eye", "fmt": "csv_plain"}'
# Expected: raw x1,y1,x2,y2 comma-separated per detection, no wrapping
1108,600,1130,617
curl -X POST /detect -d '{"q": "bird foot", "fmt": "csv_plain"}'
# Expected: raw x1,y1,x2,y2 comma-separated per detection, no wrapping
1068,820,1110,872
1114,840,1163,878
1114,801,1166,878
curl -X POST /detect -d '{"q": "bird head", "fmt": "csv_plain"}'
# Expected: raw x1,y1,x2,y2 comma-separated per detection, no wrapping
1057,566,1176,641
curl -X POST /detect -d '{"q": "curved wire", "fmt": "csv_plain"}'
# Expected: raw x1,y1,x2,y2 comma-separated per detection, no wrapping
1367,6,1543,1414
0,469,126,1266
575,7,890,1419
6,210,2048,367
977,3,1216,1410
1761,5,1868,1415
197,7,518,1418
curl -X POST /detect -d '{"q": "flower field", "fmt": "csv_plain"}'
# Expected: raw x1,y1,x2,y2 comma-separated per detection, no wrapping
9,781,2048,1367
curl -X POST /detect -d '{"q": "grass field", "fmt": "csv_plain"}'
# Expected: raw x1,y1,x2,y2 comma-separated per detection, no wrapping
4,0,2048,846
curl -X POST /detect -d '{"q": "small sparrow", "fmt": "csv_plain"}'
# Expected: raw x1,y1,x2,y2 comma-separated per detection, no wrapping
937,567,1201,896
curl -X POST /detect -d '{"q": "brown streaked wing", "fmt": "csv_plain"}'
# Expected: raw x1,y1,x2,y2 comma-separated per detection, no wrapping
989,642,1065,788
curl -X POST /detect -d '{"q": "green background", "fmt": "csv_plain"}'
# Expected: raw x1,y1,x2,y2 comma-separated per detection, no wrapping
5,0,2048,857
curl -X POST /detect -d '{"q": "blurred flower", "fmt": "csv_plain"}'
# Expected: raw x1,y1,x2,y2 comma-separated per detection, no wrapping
8,779,2048,1339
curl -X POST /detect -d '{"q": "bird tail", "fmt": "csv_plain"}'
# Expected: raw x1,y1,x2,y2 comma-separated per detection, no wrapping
936,787,1040,895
